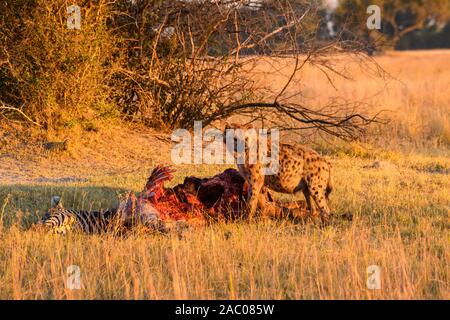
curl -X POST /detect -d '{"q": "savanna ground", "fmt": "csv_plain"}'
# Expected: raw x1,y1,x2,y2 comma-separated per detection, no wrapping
0,50,449,299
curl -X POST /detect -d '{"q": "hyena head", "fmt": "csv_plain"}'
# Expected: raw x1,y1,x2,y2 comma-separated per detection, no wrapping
222,122,258,156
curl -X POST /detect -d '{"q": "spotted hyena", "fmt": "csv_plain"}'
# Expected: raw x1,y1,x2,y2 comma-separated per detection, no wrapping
223,123,333,223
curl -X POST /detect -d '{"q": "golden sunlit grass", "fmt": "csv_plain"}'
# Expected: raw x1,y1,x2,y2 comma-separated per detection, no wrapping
0,154,448,299
0,51,449,299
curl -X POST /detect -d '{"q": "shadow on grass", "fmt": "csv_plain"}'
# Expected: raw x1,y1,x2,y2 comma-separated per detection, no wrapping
0,184,129,228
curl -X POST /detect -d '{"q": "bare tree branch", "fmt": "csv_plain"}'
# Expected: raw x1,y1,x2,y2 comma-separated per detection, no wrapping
0,102,41,127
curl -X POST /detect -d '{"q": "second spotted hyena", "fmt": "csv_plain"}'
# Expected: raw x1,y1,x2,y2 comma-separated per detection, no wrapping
223,123,333,223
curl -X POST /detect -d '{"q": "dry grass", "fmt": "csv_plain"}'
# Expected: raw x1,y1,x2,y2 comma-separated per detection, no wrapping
250,50,450,149
0,50,449,299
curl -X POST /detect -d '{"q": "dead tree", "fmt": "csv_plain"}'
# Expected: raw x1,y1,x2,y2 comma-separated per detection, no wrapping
111,0,384,141
0,0,385,140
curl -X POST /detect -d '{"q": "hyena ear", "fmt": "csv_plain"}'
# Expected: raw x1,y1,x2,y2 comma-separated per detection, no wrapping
222,121,231,130
221,121,236,133
51,195,63,208
243,122,255,131
208,120,223,131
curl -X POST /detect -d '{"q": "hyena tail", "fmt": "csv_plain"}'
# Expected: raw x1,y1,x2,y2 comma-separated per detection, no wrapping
325,165,333,200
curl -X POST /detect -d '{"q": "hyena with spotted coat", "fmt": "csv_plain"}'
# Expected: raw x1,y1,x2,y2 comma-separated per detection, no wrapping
223,123,333,223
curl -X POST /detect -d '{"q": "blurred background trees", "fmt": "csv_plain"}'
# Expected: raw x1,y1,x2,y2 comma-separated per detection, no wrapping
332,0,450,52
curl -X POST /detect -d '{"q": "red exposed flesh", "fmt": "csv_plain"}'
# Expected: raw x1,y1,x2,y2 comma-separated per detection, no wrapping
125,165,250,224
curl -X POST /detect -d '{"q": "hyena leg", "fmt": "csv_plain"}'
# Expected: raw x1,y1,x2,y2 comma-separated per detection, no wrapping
308,179,331,223
301,187,319,217
247,176,264,220
298,178,320,219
